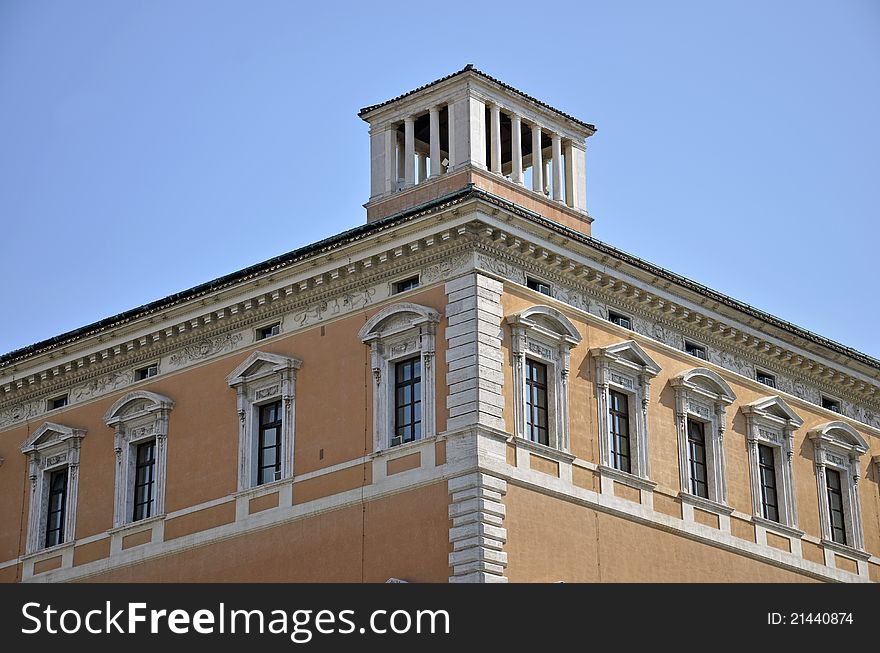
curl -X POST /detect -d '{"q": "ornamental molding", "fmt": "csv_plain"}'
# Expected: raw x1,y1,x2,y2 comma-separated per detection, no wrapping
0,236,474,431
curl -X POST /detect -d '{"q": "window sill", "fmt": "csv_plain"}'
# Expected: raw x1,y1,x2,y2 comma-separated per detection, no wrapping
235,477,293,500
678,492,734,516
752,515,803,539
107,514,166,536
512,436,576,463
22,540,74,562
597,465,656,491
372,434,437,459
820,539,871,562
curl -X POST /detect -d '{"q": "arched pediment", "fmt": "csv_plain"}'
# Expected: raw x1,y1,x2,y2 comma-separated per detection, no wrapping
592,339,660,376
673,367,736,403
20,422,86,453
227,351,302,387
358,302,440,342
809,421,868,453
105,390,175,425
742,395,803,427
507,305,582,345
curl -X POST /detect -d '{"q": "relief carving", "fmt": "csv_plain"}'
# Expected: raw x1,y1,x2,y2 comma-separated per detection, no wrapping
0,400,42,429
71,370,134,403
169,332,243,367
422,253,471,284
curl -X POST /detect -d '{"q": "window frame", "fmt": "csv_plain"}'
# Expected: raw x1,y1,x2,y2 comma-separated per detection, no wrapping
508,305,581,453
684,341,707,360
104,390,175,527
742,395,803,531
255,322,282,341
607,310,632,330
47,394,69,411
592,339,660,480
821,395,842,414
809,421,868,552
392,355,423,447
392,275,421,295
525,277,552,297
134,363,159,381
525,358,551,446
20,422,86,554
756,369,777,389
358,302,440,451
671,367,736,509
227,351,302,490
687,418,709,499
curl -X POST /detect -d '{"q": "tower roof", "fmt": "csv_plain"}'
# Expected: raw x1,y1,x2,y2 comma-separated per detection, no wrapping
358,64,597,134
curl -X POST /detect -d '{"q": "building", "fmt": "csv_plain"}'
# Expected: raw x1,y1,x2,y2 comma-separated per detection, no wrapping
1,65,878,583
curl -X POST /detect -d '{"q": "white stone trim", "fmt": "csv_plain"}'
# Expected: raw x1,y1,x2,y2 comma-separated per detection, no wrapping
359,302,440,451
20,422,86,555
671,367,735,505
448,472,508,583
507,305,581,452
227,351,302,490
742,395,803,528
104,391,174,527
592,340,660,479
809,421,868,551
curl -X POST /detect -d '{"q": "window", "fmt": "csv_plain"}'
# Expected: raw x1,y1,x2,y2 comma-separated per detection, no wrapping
258,401,283,484
672,368,736,507
135,364,158,381
758,444,779,522
227,352,302,490
687,419,708,498
592,340,660,479
132,440,156,521
742,396,802,529
756,370,776,388
393,276,420,294
49,395,68,410
257,323,281,341
508,306,582,451
607,311,632,330
526,277,552,296
45,469,68,548
608,390,631,473
525,359,549,446
104,391,175,526
358,303,439,451
809,421,869,551
392,357,422,446
20,422,86,554
825,469,847,545
684,342,707,360
821,396,841,413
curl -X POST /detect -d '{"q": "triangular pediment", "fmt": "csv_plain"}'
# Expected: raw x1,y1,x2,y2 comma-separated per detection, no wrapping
227,351,302,387
20,422,85,453
744,395,803,426
595,340,660,375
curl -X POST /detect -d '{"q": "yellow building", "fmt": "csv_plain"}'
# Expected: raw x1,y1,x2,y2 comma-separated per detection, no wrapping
1,66,878,583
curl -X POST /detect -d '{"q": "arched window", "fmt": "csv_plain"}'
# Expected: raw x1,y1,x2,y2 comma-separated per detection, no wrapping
358,302,440,451
20,422,86,553
808,421,868,551
507,305,581,451
105,391,174,526
671,368,735,509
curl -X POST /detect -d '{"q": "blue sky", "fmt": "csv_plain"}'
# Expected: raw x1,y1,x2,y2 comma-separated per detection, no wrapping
1,1,878,359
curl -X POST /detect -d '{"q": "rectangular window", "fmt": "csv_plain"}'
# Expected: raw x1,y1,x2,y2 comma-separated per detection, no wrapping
257,400,283,485
132,440,156,521
135,364,158,381
756,370,776,388
685,342,707,360
526,278,552,296
758,444,779,522
393,276,420,294
608,390,631,473
608,311,632,330
257,323,281,340
825,468,847,545
45,468,68,548
525,359,549,446
393,357,422,447
687,419,708,498
49,395,68,410
821,397,841,413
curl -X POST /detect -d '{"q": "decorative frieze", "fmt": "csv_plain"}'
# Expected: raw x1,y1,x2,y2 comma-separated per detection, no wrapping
169,333,244,368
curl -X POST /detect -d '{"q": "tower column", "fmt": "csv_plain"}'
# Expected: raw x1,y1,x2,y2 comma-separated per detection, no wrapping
430,107,441,178
531,123,543,193
417,151,427,183
490,104,502,174
551,133,563,201
383,128,395,193
446,102,456,170
404,116,415,188
510,113,523,185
